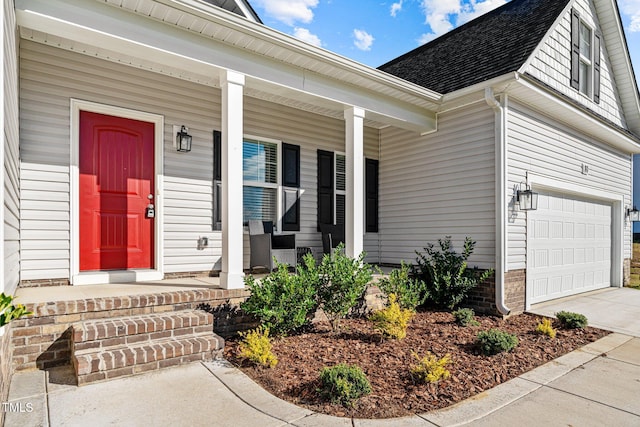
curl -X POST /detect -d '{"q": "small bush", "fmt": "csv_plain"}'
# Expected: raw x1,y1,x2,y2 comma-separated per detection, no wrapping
317,244,373,331
370,294,414,339
241,257,319,335
0,293,32,327
476,329,519,355
555,311,588,329
452,307,480,327
319,363,372,406
238,326,278,368
413,236,493,309
376,262,427,311
410,352,452,384
535,318,557,338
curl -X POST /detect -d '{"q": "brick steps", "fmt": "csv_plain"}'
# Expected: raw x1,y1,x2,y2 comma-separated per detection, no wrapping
71,310,224,385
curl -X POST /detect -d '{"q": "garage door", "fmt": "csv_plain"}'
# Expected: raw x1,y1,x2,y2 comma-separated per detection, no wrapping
528,191,611,304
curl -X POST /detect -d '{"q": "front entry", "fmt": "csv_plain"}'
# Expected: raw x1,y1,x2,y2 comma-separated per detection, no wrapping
79,111,155,271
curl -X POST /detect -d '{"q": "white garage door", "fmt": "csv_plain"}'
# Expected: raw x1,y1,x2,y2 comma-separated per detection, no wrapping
528,191,612,304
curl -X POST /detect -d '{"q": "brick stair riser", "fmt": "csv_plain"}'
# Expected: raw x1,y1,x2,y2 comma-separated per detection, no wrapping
72,325,213,352
73,312,212,343
73,336,224,385
10,288,251,371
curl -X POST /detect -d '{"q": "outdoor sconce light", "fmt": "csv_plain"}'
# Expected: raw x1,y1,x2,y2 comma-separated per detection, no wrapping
175,125,192,153
516,183,538,211
627,206,640,222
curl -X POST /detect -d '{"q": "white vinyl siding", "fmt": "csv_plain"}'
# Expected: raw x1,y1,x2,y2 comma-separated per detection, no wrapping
507,101,632,271
378,102,495,269
19,40,380,279
3,1,19,293
523,0,626,127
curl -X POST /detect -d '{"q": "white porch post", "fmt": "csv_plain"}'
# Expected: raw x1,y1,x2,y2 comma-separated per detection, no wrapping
220,69,245,289
344,107,365,258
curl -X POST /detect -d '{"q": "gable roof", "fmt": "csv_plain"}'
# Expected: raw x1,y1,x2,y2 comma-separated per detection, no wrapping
378,0,570,94
203,0,262,23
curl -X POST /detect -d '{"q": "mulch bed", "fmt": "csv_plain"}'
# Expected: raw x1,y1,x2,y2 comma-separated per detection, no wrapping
224,311,608,419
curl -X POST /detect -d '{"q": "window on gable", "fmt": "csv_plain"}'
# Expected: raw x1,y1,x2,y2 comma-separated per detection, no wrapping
571,9,601,103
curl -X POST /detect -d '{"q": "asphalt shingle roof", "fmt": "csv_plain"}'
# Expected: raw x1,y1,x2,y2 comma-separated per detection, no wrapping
378,0,571,94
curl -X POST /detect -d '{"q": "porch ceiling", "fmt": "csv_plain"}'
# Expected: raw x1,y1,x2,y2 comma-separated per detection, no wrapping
16,0,441,133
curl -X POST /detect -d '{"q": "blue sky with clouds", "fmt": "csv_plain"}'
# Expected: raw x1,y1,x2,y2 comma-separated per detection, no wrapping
251,0,640,82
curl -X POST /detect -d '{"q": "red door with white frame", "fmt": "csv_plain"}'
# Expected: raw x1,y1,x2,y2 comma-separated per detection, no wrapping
79,111,155,271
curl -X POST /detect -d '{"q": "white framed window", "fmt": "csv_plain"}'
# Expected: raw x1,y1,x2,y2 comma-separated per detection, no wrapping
243,137,280,227
578,21,593,97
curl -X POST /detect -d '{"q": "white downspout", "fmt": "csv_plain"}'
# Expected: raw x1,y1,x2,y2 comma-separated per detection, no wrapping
485,87,510,315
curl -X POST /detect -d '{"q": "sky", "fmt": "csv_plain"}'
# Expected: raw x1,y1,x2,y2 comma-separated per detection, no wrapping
250,0,640,79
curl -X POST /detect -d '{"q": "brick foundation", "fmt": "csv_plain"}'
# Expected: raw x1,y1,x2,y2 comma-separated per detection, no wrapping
19,278,71,288
624,258,631,286
504,269,526,314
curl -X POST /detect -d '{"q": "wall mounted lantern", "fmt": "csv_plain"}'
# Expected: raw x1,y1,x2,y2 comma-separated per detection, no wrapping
175,125,192,153
516,183,538,211
627,206,640,222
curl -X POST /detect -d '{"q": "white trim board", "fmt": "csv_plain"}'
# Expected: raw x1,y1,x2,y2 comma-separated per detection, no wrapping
69,99,165,285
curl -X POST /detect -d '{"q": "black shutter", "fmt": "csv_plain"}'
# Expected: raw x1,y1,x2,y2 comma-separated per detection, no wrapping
317,150,334,231
365,159,379,233
570,9,580,90
213,130,221,181
594,31,601,103
213,130,222,230
282,143,300,231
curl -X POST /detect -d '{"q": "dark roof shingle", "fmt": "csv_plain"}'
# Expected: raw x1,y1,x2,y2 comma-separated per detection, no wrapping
378,0,571,94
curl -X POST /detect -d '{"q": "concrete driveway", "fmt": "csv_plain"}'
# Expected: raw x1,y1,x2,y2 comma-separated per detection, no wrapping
529,287,640,337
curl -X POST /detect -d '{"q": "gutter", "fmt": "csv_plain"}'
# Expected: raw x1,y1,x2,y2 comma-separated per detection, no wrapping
485,87,510,316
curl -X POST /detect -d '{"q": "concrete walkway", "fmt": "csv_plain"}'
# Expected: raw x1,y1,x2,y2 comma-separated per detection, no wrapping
4,288,640,426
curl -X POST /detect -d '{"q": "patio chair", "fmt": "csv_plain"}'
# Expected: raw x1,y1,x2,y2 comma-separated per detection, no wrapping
319,223,345,255
248,220,297,271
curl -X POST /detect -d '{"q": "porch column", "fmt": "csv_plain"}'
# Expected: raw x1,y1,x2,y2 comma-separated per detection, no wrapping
220,69,245,289
344,106,365,258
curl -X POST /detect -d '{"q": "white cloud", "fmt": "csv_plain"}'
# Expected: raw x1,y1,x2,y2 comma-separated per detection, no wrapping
253,0,319,26
390,1,403,17
417,0,507,43
353,29,374,51
457,0,507,26
293,27,322,47
619,0,640,32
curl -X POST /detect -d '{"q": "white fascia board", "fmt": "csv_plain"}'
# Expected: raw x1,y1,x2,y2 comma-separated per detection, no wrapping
16,0,436,133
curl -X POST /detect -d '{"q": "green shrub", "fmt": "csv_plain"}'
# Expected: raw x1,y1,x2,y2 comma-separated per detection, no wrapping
370,294,414,339
0,293,32,327
238,326,278,368
452,307,480,327
555,311,588,329
376,262,427,310
241,257,319,335
410,351,452,383
535,318,557,338
319,363,372,406
476,329,519,355
317,244,373,331
414,236,493,309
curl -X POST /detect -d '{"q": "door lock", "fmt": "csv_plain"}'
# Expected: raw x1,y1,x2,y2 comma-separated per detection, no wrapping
146,203,155,218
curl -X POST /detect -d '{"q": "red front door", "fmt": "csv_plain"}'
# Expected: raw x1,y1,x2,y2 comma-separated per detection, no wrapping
79,111,155,271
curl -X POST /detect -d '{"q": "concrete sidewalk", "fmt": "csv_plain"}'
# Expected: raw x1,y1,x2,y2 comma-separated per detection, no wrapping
4,332,640,426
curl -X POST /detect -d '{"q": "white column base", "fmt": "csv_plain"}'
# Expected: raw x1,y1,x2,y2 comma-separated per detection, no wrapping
220,271,245,290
